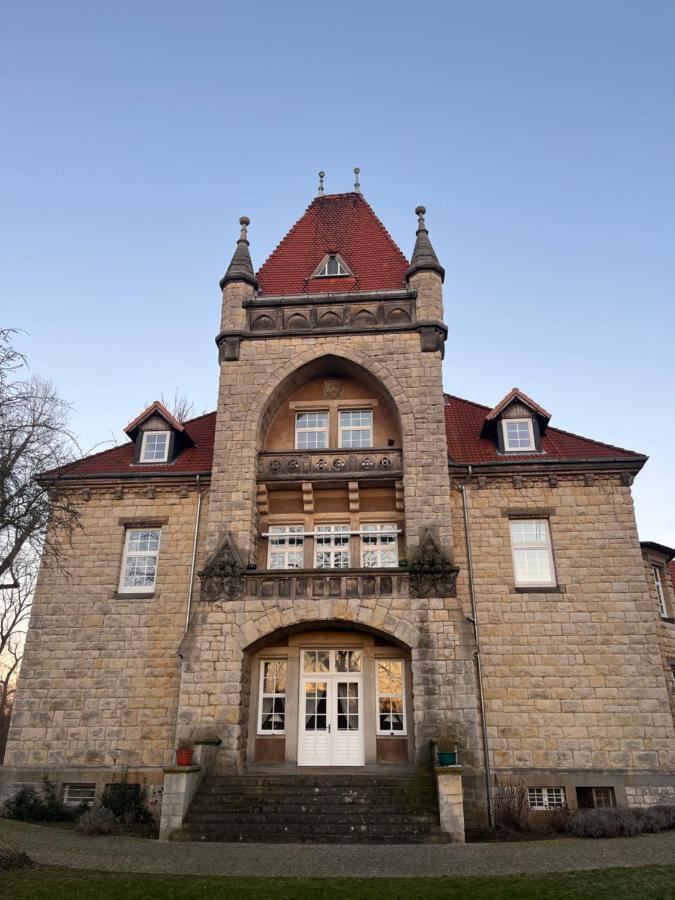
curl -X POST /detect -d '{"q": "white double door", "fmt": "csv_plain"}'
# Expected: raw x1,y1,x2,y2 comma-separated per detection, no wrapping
298,649,364,767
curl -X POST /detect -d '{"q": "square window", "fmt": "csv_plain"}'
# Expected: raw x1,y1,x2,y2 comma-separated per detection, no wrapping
295,411,328,450
361,523,398,568
140,431,170,463
267,525,304,569
528,786,566,809
314,525,351,568
510,519,556,587
339,409,373,449
502,418,535,452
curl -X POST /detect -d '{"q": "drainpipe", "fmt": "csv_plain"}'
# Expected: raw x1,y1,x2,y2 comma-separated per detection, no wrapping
185,474,203,632
457,465,495,830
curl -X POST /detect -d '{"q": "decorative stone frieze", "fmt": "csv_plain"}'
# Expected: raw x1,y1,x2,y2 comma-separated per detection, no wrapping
257,448,403,481
242,568,410,601
199,534,245,601
409,530,459,599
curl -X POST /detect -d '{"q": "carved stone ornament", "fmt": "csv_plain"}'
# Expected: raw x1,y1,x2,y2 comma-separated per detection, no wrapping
409,530,459,599
324,378,344,400
199,533,245,601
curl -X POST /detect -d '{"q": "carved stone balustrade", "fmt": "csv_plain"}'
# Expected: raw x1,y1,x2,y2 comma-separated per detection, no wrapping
257,448,403,482
244,569,410,601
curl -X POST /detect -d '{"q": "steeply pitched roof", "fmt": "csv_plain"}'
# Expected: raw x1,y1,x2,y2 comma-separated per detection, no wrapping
444,394,645,466
124,401,184,438
256,193,409,295
484,387,552,424
42,395,646,480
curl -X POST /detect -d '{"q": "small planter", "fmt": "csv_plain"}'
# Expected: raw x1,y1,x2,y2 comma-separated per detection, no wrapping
437,750,458,767
175,748,193,766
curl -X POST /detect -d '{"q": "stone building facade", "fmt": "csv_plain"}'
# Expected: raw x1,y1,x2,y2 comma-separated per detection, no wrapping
2,183,674,834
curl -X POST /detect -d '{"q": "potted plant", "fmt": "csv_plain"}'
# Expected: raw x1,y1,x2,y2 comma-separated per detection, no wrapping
175,740,193,767
434,737,459,767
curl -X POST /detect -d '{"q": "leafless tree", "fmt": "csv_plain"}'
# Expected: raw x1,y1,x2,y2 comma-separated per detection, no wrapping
0,328,81,583
0,550,36,761
159,388,194,423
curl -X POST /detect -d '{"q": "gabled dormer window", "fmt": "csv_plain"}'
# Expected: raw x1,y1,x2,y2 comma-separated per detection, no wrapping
502,418,536,452
140,431,170,463
313,254,352,278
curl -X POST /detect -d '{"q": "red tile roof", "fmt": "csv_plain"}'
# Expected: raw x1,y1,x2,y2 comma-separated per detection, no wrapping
444,394,645,465
42,412,215,480
256,193,410,295
42,395,646,481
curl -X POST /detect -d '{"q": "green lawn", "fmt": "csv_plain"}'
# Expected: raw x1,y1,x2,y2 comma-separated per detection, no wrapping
1,866,674,899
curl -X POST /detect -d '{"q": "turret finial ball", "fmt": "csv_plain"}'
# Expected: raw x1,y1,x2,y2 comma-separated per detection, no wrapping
415,206,426,216
240,216,250,226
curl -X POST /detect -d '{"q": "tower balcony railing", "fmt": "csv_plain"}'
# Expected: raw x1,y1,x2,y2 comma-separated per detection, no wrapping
257,448,403,482
244,567,410,601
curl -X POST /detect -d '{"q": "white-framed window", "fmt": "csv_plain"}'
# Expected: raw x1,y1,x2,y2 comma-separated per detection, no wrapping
377,659,406,735
315,254,350,277
653,565,668,618
258,659,287,733
361,523,398,568
140,431,170,462
267,525,304,569
315,524,351,568
669,662,675,692
63,783,96,807
295,410,328,450
502,418,535,452
509,519,556,587
119,528,161,593
339,409,373,449
528,787,567,810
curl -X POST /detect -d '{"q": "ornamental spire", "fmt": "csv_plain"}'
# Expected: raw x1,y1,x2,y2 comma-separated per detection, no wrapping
219,215,258,291
405,205,445,283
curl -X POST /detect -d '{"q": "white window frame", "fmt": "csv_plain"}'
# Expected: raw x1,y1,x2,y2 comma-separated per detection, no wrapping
267,525,304,570
528,786,567,810
669,662,675,692
140,430,170,463
258,659,287,734
653,565,668,618
376,659,407,736
63,783,96,807
118,528,161,594
502,418,536,452
509,519,557,588
314,254,351,277
339,408,373,449
361,523,398,568
314,524,351,568
295,410,329,450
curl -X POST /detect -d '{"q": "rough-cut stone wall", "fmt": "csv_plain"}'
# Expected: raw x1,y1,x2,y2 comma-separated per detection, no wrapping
642,558,675,724
450,473,675,776
5,482,209,771
207,331,454,566
177,592,483,774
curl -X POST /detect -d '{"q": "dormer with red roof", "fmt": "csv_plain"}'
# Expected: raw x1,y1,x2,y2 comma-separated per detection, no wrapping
481,387,552,454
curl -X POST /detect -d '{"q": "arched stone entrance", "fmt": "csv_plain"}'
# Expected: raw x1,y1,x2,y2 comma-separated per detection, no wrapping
243,618,415,769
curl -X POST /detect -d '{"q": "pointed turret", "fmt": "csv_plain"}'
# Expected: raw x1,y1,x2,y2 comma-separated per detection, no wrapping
405,206,445,283
219,216,258,291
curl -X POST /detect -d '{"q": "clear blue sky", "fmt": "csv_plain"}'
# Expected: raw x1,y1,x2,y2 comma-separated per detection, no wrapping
2,1,674,544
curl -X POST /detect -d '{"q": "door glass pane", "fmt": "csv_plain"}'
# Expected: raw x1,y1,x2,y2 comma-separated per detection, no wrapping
304,681,327,730
336,681,358,730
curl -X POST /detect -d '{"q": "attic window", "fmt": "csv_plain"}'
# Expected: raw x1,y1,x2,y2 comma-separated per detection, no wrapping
502,419,535,452
314,254,351,278
140,431,170,463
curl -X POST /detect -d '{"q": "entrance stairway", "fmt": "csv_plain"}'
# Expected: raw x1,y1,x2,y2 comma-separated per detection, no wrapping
180,772,449,843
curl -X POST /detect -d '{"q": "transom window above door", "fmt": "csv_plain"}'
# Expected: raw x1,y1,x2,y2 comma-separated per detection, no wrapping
303,648,362,673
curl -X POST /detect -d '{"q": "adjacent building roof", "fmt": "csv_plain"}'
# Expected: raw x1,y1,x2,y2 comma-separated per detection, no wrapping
40,395,646,481
255,193,410,295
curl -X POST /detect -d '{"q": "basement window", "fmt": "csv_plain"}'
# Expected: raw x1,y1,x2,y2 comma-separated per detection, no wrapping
63,783,96,807
528,787,567,810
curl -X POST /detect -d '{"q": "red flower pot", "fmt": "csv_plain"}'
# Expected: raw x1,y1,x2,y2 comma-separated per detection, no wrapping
176,748,193,766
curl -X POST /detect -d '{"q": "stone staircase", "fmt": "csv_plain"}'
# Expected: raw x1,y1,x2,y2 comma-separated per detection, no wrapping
179,772,449,843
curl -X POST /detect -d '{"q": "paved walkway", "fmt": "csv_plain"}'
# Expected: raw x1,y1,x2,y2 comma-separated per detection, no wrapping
1,819,674,878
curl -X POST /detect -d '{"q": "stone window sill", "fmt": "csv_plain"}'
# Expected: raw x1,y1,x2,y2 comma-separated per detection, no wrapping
513,585,562,594
112,591,159,600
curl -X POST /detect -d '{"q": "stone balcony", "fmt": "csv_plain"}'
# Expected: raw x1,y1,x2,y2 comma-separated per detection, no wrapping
257,448,403,482
244,568,410,600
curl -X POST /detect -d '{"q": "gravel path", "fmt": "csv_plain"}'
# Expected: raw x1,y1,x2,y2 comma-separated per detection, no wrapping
1,819,674,878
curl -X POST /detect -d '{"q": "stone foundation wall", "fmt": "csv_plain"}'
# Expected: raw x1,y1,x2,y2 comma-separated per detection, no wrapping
450,472,675,773
4,481,210,772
